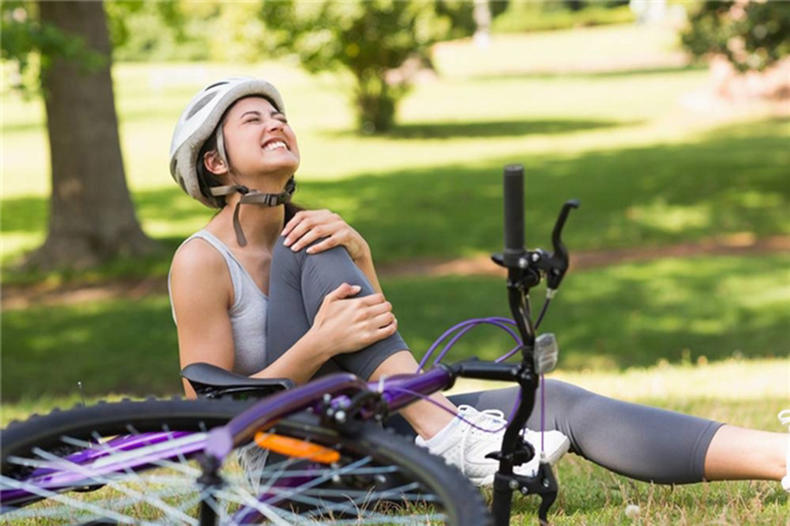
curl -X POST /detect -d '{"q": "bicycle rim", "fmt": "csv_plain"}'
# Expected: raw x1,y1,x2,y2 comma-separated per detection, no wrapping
1,398,489,525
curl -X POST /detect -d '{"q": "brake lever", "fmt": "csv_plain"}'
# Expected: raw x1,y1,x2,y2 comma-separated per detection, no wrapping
546,199,580,290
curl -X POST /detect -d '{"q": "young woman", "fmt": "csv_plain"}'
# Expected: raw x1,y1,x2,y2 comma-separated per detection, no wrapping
168,77,789,490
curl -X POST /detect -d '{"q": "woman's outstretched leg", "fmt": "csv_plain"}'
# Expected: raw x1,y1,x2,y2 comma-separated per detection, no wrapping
393,380,787,485
704,425,786,481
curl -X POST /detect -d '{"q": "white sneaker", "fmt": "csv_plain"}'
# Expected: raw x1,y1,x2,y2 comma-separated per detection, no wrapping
415,405,570,487
779,409,790,492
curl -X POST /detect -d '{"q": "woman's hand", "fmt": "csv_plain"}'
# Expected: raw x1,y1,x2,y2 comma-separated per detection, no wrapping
307,283,397,357
282,209,371,262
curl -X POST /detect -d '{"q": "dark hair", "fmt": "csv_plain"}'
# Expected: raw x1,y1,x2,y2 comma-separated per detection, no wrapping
196,131,226,208
196,120,302,221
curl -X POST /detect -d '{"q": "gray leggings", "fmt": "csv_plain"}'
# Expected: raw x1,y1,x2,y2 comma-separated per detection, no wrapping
266,237,723,485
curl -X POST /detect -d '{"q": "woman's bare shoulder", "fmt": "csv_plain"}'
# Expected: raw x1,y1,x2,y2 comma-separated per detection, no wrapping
170,237,231,302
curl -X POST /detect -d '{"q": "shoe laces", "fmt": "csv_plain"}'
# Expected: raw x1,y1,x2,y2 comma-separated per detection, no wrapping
458,405,508,433
455,405,508,476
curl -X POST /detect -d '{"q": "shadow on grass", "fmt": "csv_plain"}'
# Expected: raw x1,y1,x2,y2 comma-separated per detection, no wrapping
329,117,630,139
387,254,790,373
1,296,180,401
2,117,788,279
3,254,787,401
301,117,789,264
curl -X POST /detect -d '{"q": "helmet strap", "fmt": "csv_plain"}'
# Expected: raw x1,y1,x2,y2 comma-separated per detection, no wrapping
210,176,296,247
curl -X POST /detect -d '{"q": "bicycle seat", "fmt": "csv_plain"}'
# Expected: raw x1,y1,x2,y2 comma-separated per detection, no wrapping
181,362,294,399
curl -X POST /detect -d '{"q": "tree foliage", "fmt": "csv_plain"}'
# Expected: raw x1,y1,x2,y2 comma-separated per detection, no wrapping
682,0,790,72
1,1,103,92
2,1,187,89
260,0,505,132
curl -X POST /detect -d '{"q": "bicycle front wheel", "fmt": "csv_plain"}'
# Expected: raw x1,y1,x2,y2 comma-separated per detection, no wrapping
1,398,490,525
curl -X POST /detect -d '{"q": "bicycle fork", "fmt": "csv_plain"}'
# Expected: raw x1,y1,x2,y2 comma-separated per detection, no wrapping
449,355,558,526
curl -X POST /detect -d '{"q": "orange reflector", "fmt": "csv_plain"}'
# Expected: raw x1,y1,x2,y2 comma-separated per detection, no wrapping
254,432,340,464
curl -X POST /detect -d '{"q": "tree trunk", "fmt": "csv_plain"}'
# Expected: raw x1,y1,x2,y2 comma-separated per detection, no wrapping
28,0,157,270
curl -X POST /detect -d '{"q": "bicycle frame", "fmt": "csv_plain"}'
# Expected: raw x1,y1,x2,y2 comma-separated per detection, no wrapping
3,165,578,526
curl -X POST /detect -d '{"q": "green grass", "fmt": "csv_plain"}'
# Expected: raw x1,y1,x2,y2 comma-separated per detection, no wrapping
491,4,636,35
1,24,788,523
3,24,788,279
3,114,789,281
3,254,788,401
2,359,787,524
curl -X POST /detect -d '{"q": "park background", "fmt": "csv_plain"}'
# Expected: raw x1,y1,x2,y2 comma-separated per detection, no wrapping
1,1,788,523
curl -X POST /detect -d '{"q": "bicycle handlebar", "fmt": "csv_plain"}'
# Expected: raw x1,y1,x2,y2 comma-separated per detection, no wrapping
503,164,525,266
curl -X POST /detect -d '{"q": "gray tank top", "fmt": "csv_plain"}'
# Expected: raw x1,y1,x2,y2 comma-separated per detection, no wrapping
168,230,268,376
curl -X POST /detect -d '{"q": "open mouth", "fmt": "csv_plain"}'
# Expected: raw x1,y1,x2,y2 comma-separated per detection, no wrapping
263,140,288,152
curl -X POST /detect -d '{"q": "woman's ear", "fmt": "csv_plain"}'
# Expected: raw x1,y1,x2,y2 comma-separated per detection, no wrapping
203,150,228,176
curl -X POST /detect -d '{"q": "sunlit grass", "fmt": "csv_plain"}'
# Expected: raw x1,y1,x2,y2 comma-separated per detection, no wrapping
3,25,788,270
4,254,788,401
3,358,787,525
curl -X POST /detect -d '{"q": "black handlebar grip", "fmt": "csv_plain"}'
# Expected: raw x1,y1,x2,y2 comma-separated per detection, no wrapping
503,164,525,261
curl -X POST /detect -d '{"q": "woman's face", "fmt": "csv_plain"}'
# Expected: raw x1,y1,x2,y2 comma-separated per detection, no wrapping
219,96,300,183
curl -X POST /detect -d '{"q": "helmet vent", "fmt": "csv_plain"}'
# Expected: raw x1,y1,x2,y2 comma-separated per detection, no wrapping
186,92,218,120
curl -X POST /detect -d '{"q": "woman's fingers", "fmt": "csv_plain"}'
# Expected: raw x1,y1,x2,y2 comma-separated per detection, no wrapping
283,210,339,247
364,299,392,316
358,293,386,306
326,282,361,302
369,311,396,329
282,209,367,258
372,317,398,338
283,210,326,237
289,225,326,252
283,217,321,247
305,235,340,254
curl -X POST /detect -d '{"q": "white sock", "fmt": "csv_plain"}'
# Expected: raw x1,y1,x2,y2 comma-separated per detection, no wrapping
417,413,462,449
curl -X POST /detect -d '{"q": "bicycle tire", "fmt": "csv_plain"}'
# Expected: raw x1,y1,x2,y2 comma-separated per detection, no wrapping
1,398,490,525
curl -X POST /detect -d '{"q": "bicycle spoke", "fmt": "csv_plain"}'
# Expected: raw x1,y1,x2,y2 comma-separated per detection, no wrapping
29,446,199,525
0,474,137,524
2,400,486,525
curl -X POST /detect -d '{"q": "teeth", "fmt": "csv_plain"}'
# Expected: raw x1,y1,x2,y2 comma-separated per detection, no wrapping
264,141,287,151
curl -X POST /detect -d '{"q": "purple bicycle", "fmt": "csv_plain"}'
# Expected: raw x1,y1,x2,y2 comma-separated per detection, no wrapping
1,165,579,525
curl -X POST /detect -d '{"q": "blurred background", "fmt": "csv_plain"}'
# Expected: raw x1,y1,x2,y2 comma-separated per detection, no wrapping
2,1,788,411
2,1,788,521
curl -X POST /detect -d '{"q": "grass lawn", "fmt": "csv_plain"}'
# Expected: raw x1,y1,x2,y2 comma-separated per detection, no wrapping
2,358,787,525
2,25,788,275
3,253,787,401
1,24,788,524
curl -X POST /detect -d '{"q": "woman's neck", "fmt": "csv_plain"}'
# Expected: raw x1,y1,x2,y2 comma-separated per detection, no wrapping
209,194,285,251
215,172,293,250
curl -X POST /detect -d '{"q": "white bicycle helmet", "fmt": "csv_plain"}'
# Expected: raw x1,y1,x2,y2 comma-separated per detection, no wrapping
169,77,287,208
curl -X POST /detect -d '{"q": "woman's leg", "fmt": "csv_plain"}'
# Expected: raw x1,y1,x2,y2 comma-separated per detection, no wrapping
267,237,455,437
456,381,787,484
452,381,719,483
266,237,408,379
389,379,785,484
704,425,786,481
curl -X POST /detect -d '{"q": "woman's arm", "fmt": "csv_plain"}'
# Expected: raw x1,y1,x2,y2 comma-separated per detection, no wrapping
169,241,236,398
281,209,382,292
171,242,396,393
252,283,397,384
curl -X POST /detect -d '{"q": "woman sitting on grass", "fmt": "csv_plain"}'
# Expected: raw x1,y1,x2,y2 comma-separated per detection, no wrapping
168,77,789,490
